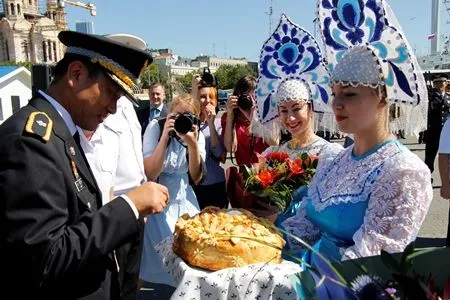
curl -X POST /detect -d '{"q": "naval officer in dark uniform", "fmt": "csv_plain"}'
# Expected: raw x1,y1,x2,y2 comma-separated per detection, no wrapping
0,31,169,299
425,74,450,176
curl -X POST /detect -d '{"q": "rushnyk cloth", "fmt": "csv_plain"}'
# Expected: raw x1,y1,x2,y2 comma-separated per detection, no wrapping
155,236,302,300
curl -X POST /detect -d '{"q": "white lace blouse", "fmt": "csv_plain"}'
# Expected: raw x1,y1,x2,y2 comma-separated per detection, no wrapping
281,140,433,260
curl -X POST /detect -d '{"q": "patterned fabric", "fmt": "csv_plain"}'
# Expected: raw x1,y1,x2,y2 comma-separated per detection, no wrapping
254,13,333,143
274,80,310,104
282,140,433,260
331,46,383,87
317,0,428,136
155,236,301,300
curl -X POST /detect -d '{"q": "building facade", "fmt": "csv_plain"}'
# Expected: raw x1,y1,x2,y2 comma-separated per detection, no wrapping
0,0,66,63
195,55,247,73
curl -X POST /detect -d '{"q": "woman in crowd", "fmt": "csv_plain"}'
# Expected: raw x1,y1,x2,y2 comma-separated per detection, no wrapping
222,75,269,164
253,14,342,225
282,2,433,298
140,93,205,286
221,75,270,209
191,75,228,209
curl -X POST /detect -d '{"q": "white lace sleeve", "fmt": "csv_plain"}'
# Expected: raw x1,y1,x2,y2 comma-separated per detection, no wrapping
341,153,433,260
281,199,320,253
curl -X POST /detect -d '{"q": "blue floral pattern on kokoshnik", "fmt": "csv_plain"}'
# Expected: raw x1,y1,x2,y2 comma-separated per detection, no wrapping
256,13,333,127
318,0,423,106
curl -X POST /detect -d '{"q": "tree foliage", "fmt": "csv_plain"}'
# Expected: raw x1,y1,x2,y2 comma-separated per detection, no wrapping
139,63,161,89
214,64,258,90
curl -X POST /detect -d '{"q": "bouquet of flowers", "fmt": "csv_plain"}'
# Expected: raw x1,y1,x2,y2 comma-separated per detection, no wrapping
242,151,318,212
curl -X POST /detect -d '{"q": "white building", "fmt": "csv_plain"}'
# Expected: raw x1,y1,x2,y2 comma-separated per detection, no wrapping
195,55,247,73
0,65,31,124
0,0,67,63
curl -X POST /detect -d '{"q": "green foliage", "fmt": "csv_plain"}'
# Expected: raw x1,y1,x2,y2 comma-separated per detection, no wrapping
214,64,257,90
139,64,161,89
176,70,200,93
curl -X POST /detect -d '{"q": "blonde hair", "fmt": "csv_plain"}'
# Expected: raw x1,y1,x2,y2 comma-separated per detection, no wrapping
169,93,201,116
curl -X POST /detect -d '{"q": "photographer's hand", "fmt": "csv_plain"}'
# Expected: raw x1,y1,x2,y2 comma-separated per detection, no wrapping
226,96,238,117
205,103,216,123
161,114,176,141
178,125,199,148
181,125,203,185
191,74,202,100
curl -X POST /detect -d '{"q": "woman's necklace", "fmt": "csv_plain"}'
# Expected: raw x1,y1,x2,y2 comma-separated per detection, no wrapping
288,134,318,149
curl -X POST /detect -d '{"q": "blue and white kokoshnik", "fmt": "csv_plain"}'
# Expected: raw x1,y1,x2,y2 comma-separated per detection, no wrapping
318,0,422,106
256,14,332,126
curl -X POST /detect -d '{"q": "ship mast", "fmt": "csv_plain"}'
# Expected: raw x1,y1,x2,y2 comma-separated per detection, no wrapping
431,0,440,55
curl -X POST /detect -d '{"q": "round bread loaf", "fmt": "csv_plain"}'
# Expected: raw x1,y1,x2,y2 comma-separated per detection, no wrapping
173,207,285,271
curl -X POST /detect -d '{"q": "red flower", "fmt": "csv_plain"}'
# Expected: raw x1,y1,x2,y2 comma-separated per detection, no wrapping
288,159,304,175
266,151,289,162
256,170,275,188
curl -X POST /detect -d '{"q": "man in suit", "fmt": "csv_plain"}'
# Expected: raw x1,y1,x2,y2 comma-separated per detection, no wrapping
425,74,450,176
137,83,168,136
0,31,169,299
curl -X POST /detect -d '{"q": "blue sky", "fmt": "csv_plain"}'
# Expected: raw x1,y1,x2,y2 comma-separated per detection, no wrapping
65,0,449,61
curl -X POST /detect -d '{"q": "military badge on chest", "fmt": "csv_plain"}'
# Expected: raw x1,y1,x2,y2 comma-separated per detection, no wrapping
68,146,87,193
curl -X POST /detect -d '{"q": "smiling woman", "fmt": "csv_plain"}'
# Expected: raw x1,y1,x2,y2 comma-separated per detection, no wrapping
252,14,342,226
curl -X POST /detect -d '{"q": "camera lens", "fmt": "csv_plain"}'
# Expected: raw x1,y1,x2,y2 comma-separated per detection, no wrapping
238,94,253,110
201,73,214,87
174,114,194,134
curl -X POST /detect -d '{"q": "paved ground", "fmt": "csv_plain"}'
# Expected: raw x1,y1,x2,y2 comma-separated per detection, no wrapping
137,135,449,299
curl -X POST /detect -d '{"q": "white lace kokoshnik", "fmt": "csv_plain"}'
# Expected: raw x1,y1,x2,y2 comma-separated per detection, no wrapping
281,142,433,260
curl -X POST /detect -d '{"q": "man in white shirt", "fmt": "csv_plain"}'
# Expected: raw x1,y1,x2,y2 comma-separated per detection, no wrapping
438,118,450,247
78,33,151,300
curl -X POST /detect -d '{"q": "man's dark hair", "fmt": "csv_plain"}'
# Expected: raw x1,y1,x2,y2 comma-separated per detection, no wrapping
233,75,257,96
52,54,103,84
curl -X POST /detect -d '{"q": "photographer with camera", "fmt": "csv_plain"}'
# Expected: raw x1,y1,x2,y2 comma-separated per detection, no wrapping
221,75,269,209
221,75,269,165
191,70,228,209
140,94,206,286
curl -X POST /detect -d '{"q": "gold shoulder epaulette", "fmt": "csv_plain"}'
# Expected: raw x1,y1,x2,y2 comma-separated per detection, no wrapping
24,112,53,142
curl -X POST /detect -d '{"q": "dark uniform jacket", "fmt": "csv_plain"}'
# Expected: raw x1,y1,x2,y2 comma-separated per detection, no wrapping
0,97,142,299
428,89,450,132
136,103,168,137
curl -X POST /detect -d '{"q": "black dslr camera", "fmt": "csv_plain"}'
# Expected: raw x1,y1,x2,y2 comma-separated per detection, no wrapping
237,93,253,110
171,112,201,135
200,67,218,87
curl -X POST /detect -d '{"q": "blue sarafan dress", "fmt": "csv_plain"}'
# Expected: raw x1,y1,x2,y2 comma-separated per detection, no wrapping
140,119,205,286
262,137,342,227
282,140,433,299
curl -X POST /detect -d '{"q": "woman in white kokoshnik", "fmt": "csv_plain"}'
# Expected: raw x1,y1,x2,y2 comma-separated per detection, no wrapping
281,1,433,298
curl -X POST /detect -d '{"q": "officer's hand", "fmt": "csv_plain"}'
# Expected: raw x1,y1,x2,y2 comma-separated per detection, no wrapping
126,182,169,215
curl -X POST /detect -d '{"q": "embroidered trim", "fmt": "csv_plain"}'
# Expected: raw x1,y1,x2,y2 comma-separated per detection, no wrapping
66,46,136,83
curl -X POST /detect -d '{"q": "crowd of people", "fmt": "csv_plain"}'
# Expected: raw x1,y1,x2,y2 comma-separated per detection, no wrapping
0,0,450,299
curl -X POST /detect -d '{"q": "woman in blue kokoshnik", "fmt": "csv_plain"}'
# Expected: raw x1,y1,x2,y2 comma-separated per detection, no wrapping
280,0,433,298
253,14,342,227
